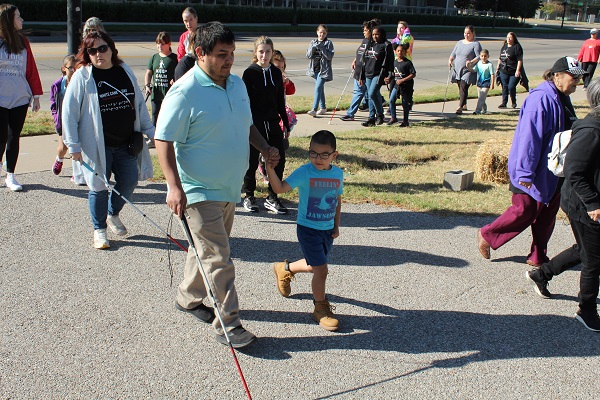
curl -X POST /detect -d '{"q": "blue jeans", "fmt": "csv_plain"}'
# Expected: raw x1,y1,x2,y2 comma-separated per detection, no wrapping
499,72,518,105
365,77,383,119
312,74,326,111
89,145,139,230
388,87,413,122
345,79,368,117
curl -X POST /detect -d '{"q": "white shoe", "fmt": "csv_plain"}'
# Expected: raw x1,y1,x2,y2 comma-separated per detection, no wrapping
107,214,128,236
307,109,317,116
5,173,22,192
93,229,110,249
317,108,327,115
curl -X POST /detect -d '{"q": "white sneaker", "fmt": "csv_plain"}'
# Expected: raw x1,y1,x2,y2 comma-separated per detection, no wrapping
307,109,317,117
5,173,22,192
317,108,327,115
93,229,110,249
107,214,128,236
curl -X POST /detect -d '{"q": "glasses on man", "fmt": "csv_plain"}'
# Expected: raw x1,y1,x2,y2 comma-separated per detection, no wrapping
309,150,334,160
87,44,109,56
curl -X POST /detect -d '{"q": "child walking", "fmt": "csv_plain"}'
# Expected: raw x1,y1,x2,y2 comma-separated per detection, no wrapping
268,130,344,331
467,49,495,114
144,32,178,126
385,43,416,127
306,24,334,117
50,55,84,184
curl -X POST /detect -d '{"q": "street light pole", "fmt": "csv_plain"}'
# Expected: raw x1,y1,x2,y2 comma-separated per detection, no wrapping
67,0,82,55
561,0,568,29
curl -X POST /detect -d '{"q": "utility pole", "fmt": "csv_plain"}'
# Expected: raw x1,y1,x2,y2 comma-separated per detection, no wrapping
492,0,499,28
67,0,82,55
561,0,568,28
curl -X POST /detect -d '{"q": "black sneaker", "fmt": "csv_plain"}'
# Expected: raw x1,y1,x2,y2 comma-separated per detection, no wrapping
386,118,398,126
215,325,257,348
264,197,288,214
399,121,410,128
376,115,384,125
575,308,600,332
175,302,215,324
361,118,375,127
340,115,354,121
498,103,507,109
512,102,517,109
525,269,552,299
358,103,368,111
243,196,259,212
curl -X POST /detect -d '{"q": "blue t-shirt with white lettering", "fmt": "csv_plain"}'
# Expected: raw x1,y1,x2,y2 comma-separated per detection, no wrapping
285,163,344,230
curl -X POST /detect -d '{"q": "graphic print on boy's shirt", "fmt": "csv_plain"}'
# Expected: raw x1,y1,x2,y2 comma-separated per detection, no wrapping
306,177,341,221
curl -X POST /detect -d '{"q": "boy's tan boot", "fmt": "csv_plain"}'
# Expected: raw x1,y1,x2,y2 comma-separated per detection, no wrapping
312,300,339,331
272,259,295,297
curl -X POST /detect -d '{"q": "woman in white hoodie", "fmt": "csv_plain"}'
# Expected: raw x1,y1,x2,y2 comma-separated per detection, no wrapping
62,31,154,250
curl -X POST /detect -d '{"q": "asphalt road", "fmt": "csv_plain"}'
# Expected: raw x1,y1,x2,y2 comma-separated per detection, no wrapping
30,32,587,110
1,170,599,399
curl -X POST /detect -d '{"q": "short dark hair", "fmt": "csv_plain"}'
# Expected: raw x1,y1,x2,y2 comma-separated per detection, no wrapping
311,130,336,151
372,26,387,43
156,31,171,44
76,30,122,68
195,21,234,55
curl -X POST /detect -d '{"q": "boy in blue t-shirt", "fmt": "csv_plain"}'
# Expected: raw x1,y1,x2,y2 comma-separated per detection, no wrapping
385,43,416,127
267,130,344,331
466,49,495,114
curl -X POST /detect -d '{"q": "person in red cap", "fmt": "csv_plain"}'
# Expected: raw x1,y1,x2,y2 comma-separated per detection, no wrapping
578,28,600,89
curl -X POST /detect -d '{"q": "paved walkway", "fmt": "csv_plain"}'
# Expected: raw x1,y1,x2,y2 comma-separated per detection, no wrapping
2,87,599,399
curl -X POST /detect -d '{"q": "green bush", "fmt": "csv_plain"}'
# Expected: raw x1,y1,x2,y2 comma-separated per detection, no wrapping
17,0,523,28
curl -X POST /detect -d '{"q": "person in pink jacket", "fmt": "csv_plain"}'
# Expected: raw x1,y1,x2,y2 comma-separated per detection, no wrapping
0,4,43,192
176,7,198,62
578,28,600,89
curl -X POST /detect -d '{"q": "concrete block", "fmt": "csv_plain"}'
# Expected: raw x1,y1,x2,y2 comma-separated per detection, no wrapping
443,170,474,191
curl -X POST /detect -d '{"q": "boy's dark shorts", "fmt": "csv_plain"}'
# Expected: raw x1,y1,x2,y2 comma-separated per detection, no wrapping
297,224,334,267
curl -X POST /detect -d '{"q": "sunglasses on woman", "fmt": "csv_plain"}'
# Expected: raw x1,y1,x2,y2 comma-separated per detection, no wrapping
87,44,109,56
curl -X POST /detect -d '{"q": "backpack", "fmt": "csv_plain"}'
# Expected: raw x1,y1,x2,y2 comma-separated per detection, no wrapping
547,129,572,177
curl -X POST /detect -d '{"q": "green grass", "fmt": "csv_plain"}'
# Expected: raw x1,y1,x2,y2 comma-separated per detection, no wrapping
146,110,519,216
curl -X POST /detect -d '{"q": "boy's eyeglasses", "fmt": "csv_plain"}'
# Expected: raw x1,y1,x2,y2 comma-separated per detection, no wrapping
87,45,109,56
309,150,334,160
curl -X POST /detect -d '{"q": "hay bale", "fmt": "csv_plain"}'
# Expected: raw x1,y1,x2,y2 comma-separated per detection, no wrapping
476,138,511,184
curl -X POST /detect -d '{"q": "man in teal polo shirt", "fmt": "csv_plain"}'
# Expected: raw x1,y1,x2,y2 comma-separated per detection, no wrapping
155,22,279,348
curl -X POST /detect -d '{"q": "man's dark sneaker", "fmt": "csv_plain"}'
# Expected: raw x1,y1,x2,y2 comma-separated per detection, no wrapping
361,118,376,127
399,121,410,128
358,103,368,111
498,103,507,109
525,269,552,299
215,325,257,348
386,118,398,126
376,115,384,125
340,115,354,121
243,196,259,212
175,302,215,324
265,197,288,214
575,308,600,332
512,102,517,108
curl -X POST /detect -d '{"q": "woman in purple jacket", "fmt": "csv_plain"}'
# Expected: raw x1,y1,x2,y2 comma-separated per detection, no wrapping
477,56,584,266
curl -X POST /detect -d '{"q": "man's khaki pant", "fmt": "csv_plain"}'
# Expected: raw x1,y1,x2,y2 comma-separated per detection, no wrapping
177,201,240,334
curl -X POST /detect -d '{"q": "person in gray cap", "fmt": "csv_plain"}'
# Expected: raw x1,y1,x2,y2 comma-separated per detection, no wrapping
577,28,600,89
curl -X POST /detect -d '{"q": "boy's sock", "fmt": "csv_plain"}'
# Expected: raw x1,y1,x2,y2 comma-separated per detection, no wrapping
56,156,62,162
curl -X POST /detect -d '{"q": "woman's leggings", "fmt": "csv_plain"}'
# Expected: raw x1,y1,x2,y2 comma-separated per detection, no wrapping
242,119,286,199
458,80,471,109
0,104,29,173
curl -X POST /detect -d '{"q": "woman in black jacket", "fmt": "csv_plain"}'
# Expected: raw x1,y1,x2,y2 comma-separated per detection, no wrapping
561,77,600,331
361,26,393,127
241,36,290,215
